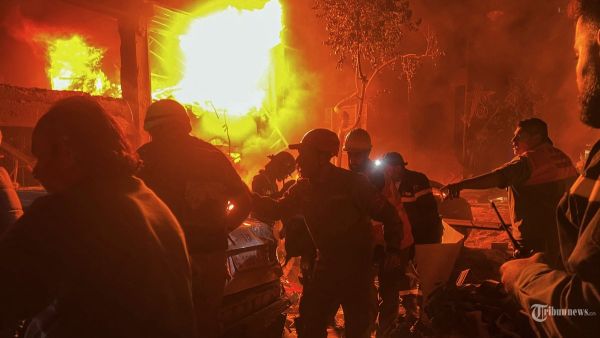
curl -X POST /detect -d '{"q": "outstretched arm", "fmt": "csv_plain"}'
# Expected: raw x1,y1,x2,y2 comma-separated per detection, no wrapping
443,157,531,197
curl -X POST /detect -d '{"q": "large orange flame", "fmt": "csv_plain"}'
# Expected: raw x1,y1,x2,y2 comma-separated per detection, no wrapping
42,35,120,97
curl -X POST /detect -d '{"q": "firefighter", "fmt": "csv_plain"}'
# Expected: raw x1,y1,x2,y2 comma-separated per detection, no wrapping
343,128,415,336
500,3,600,335
251,151,296,199
0,97,197,338
381,152,443,245
251,150,297,266
443,118,577,263
138,99,251,338
379,151,437,332
253,128,405,338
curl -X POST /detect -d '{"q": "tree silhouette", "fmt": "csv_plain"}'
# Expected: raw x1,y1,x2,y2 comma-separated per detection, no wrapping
313,0,442,161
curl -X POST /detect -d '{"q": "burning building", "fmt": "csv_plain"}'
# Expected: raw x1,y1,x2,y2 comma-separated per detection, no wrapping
0,0,314,184
1,1,599,337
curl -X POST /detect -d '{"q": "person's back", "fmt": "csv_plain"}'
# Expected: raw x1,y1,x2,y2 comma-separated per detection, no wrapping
0,177,195,338
0,96,196,338
253,128,405,338
138,99,251,338
139,133,237,253
300,166,377,267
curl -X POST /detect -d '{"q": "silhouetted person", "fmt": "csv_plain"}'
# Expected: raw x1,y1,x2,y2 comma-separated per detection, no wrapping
382,152,443,244
444,118,577,261
253,128,405,338
138,99,251,338
252,151,296,199
251,151,296,224
0,96,197,338
343,128,415,336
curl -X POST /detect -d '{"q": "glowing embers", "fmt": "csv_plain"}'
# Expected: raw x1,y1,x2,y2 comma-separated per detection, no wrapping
42,35,120,97
153,0,283,117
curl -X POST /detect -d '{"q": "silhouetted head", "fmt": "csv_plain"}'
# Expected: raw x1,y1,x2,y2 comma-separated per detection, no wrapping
32,96,139,193
381,152,408,181
144,99,192,138
289,128,339,180
265,151,296,181
343,128,372,173
571,0,600,128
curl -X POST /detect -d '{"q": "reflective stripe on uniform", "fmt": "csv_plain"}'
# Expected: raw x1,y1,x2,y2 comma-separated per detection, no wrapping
398,289,423,296
400,188,432,203
414,188,432,199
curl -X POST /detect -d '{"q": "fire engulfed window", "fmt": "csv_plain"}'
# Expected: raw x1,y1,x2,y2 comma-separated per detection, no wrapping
0,0,122,187
0,0,121,96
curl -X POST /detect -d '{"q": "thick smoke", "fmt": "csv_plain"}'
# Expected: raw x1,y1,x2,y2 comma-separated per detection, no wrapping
362,0,599,181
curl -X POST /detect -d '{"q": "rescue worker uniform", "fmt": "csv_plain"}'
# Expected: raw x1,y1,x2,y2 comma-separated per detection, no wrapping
394,168,443,244
253,163,404,338
381,152,438,330
492,142,577,262
138,133,250,338
0,176,196,338
366,162,415,336
506,140,600,337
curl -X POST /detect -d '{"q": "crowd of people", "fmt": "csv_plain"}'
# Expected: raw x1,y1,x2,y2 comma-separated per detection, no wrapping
0,0,599,337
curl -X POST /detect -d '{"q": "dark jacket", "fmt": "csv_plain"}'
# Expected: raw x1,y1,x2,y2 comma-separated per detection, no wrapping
138,134,250,253
509,140,600,337
396,169,442,244
253,164,404,271
0,176,196,338
493,143,577,257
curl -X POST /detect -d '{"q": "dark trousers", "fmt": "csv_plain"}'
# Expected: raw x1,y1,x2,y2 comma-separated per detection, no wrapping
191,251,227,338
297,266,376,338
376,247,411,336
